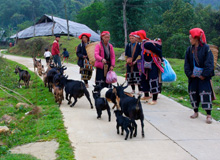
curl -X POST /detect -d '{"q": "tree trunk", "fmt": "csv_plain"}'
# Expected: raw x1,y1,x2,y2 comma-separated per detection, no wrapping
64,3,70,40
123,0,128,48
52,14,55,36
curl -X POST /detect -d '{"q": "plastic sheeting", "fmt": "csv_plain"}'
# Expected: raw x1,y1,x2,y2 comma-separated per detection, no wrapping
10,14,100,41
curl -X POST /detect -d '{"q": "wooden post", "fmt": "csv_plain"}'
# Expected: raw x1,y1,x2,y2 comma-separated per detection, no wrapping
52,14,55,36
64,3,70,40
123,0,128,48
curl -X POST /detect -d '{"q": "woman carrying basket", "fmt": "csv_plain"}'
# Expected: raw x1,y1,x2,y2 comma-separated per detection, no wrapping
138,30,164,105
184,28,215,124
76,33,92,88
94,31,115,88
125,32,142,94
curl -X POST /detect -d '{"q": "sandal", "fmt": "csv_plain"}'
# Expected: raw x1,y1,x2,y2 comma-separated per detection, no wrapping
141,97,151,101
148,101,157,105
206,116,212,124
190,113,199,119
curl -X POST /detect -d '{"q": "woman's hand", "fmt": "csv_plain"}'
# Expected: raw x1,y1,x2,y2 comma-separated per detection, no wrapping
199,76,205,80
133,61,137,65
110,66,114,71
102,59,107,64
83,55,87,59
191,74,196,78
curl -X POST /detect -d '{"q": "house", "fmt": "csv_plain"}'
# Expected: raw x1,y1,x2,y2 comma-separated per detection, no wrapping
10,14,100,41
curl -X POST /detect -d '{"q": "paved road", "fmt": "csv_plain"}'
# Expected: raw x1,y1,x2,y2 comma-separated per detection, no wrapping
3,53,220,160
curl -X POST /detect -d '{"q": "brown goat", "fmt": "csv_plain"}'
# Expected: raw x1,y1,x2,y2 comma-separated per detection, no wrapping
37,65,45,76
53,84,64,107
14,66,31,88
33,57,41,72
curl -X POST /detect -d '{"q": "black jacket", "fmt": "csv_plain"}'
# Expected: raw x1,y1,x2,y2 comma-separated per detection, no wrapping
125,42,142,61
184,44,214,79
76,43,88,67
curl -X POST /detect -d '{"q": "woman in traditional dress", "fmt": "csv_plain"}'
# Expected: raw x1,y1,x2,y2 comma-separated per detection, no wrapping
125,32,142,94
138,30,164,105
94,31,115,88
184,28,214,124
76,33,92,88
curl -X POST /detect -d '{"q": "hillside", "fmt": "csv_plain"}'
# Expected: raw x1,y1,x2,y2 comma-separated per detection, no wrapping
195,0,220,9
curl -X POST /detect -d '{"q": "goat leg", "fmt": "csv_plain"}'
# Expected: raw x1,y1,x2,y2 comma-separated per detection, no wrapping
107,106,111,122
140,118,145,138
121,127,124,135
132,120,137,137
129,125,133,139
70,97,77,107
116,124,119,134
84,89,93,109
124,127,129,140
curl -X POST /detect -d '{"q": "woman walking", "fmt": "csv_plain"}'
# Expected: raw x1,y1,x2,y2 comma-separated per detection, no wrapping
94,31,115,88
76,33,92,88
138,30,164,105
184,28,214,124
125,32,142,94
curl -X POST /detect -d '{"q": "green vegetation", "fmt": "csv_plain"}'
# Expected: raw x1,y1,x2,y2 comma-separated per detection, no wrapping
0,57,74,159
1,154,38,160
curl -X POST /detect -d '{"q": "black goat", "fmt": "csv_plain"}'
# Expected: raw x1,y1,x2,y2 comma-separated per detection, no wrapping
59,77,93,109
47,66,67,92
114,110,133,140
113,83,144,138
93,85,118,109
92,90,111,122
14,66,31,88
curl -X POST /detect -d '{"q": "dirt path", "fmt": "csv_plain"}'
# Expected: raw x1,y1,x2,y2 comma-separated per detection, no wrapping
3,53,220,160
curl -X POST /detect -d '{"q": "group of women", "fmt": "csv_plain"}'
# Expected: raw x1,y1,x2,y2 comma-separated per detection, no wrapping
76,28,215,124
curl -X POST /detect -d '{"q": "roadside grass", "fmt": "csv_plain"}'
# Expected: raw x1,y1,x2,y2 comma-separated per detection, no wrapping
0,57,74,159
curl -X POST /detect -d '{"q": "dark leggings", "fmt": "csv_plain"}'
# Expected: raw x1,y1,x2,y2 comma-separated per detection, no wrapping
194,108,211,115
144,92,158,101
131,84,141,91
84,80,88,85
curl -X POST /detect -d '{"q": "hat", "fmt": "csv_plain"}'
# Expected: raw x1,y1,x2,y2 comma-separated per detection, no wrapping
189,28,206,44
129,32,136,37
79,33,91,39
101,31,110,37
137,30,148,40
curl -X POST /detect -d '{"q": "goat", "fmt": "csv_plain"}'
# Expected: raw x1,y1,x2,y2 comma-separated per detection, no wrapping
53,84,64,107
47,66,67,92
58,76,93,109
113,83,144,138
14,66,31,88
114,110,133,140
92,90,111,122
93,84,133,110
37,65,45,76
33,57,41,72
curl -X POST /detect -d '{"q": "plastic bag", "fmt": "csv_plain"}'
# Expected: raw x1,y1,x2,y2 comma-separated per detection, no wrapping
162,58,176,83
106,71,117,84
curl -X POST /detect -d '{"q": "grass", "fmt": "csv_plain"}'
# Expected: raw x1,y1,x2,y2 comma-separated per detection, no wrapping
0,57,74,159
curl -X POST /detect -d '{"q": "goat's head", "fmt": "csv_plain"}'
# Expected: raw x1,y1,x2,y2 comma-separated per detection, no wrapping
113,81,128,97
92,91,100,99
114,110,122,117
14,66,19,74
93,84,102,93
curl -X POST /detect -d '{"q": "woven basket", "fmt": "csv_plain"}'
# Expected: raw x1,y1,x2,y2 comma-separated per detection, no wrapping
86,41,100,66
209,44,219,69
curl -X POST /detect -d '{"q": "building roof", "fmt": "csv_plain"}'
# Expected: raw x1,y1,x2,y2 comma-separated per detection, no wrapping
10,14,100,41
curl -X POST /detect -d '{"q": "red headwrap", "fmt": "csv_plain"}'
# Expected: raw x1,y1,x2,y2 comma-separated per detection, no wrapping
137,30,148,40
129,32,136,37
189,28,206,44
78,33,91,40
101,31,110,37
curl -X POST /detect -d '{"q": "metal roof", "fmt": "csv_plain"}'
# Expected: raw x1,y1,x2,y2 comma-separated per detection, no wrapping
10,14,100,41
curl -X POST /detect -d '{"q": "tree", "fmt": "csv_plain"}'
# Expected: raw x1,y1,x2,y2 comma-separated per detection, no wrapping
76,0,105,32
